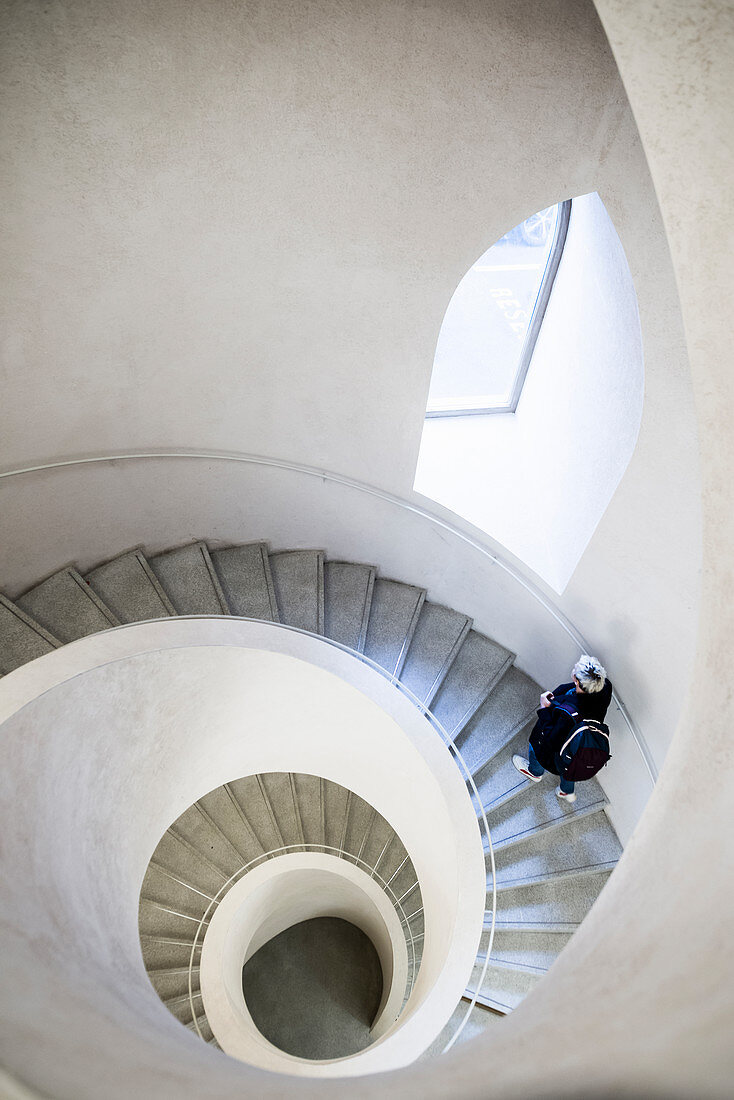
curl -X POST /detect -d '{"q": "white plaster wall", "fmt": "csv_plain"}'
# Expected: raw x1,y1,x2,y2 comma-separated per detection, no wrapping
0,0,637,491
415,191,645,592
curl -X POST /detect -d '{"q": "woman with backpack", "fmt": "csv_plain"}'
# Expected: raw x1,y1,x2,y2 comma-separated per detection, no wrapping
512,655,612,803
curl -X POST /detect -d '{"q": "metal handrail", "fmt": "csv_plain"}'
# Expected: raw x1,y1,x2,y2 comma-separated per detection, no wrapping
186,839,422,1042
0,447,657,783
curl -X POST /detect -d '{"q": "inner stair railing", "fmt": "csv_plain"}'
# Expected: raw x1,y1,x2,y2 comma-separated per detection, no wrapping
186,840,422,1042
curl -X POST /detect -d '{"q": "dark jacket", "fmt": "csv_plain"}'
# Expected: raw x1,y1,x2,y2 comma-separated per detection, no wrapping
529,679,613,776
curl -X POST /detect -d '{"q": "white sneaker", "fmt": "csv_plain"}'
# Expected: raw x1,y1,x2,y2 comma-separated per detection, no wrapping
512,754,542,782
556,786,577,803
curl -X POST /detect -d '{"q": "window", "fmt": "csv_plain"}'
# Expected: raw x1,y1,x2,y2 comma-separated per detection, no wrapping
415,193,644,592
426,201,571,416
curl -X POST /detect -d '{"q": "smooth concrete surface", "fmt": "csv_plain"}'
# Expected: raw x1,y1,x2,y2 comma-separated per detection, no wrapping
200,855,408,1073
0,618,485,1097
242,917,382,1060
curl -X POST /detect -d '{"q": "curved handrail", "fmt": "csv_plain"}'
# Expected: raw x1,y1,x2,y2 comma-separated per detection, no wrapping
0,447,657,783
185,840,422,1044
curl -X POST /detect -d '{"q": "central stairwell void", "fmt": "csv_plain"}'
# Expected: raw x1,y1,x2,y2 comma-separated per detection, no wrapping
243,916,384,1059
0,539,623,1070
140,773,424,1060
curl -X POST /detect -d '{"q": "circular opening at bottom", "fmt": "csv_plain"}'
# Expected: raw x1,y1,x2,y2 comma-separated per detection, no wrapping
242,916,384,1059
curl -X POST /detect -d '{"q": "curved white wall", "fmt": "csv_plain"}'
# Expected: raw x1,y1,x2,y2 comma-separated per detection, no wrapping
0,619,485,1097
200,855,409,1071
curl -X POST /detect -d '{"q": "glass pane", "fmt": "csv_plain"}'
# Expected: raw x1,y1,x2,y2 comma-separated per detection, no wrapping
427,205,560,411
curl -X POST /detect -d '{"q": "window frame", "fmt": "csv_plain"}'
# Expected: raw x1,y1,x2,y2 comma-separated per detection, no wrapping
426,199,572,418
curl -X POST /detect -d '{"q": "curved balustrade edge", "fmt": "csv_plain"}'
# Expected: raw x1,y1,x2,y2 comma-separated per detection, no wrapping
0,448,657,784
185,841,421,1047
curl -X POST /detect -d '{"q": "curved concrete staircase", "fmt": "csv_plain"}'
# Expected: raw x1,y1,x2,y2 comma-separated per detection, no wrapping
0,540,622,1043
139,773,424,1047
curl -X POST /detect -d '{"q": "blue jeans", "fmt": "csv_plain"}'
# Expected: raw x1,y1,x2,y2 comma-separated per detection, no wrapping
528,743,575,794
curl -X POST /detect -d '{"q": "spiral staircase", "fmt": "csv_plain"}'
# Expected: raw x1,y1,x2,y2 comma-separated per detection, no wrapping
0,540,623,1058
140,772,425,1049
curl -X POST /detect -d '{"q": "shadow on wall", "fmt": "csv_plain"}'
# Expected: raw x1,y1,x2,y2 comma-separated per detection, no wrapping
415,192,644,594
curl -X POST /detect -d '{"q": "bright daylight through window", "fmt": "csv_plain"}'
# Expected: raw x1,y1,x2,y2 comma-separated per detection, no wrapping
427,202,570,415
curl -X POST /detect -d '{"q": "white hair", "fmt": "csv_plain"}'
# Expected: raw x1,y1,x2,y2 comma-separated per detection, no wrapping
572,655,607,693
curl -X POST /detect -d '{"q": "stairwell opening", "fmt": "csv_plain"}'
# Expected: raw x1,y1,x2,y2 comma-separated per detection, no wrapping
139,771,424,1061
242,915,383,1059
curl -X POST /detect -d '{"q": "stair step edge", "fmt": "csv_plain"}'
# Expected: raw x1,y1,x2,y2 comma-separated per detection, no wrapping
0,593,62,647
463,989,513,1015
487,919,581,933
489,799,609,852
474,953,551,976
449,652,517,738
422,616,474,707
492,859,619,891
467,707,537,776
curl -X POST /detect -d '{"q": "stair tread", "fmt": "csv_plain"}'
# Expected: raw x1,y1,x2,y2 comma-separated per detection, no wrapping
16,567,118,643
399,601,472,705
494,811,621,884
0,594,60,675
472,723,536,808
481,928,573,972
467,960,542,1010
138,897,208,941
488,782,608,849
430,630,515,736
457,665,540,773
227,774,287,852
421,998,501,1057
209,543,279,621
85,550,175,622
492,868,614,927
322,561,375,653
148,543,228,615
141,862,214,917
268,550,324,634
363,577,425,677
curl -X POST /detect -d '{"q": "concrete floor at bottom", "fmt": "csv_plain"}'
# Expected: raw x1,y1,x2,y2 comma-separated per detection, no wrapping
241,916,383,1060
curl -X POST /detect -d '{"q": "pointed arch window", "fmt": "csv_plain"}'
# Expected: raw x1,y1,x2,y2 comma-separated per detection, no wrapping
427,201,571,416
